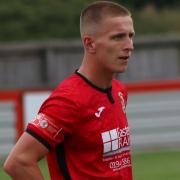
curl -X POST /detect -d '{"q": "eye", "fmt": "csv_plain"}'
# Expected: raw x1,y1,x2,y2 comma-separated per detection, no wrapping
111,33,125,41
129,32,135,39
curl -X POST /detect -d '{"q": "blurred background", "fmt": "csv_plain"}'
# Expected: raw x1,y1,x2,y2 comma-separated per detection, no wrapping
0,0,180,179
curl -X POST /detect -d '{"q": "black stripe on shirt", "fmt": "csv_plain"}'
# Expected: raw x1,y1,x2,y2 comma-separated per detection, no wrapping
26,128,51,151
56,143,71,180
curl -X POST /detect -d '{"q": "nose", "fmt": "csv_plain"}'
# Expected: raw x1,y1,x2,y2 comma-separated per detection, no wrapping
124,38,134,52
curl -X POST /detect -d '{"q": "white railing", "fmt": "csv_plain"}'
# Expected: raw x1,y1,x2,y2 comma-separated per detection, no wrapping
1,88,180,157
128,90,180,151
0,102,15,158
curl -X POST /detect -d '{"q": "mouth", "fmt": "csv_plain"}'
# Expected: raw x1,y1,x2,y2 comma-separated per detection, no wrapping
118,56,129,62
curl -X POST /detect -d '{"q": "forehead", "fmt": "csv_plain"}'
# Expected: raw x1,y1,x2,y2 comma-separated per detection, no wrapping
99,16,134,34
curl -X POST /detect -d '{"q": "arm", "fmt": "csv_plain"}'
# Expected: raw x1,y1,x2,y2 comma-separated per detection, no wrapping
3,132,49,180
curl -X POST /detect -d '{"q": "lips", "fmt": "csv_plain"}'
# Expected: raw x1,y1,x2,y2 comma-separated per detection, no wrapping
119,55,129,59
118,56,129,61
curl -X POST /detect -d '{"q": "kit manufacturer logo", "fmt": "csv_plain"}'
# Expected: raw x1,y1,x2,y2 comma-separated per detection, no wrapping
95,106,105,118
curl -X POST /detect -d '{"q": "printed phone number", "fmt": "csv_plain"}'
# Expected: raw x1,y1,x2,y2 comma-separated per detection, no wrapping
109,157,131,170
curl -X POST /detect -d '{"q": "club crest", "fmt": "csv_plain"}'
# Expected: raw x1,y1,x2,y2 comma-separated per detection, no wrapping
118,92,126,113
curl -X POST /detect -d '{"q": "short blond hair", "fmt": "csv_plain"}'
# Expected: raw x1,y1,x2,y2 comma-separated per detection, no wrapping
80,1,131,38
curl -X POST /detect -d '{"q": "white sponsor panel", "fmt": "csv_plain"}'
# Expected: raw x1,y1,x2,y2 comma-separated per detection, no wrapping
101,127,130,157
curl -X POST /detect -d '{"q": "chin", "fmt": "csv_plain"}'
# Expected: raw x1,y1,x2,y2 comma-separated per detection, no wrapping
115,66,128,73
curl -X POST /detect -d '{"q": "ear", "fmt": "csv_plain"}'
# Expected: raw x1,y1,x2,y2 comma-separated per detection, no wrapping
83,36,96,53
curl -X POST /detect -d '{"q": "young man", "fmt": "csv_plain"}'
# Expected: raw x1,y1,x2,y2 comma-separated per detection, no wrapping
4,1,134,179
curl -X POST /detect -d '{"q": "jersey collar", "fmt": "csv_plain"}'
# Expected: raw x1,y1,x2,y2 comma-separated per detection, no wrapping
75,70,115,103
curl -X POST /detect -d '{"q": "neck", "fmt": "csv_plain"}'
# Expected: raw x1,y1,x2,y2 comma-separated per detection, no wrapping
78,57,115,89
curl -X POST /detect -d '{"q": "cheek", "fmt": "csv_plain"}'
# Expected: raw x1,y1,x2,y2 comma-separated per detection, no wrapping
106,42,122,57
95,42,116,63
102,46,116,59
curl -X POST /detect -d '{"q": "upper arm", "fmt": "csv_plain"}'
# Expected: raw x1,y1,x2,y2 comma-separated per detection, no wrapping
5,132,49,166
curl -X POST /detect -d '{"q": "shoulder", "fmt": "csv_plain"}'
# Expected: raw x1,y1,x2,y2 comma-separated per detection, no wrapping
112,79,128,103
42,73,86,108
53,73,85,100
38,74,83,132
112,79,127,93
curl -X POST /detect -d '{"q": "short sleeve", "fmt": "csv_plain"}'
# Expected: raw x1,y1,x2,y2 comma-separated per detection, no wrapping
26,89,79,149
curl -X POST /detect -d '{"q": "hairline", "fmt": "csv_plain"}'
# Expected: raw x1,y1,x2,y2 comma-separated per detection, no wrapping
80,1,131,38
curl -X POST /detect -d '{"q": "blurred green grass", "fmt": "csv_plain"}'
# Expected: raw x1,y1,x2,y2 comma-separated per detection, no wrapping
135,7,180,36
0,1,179,42
1,150,180,180
132,150,180,180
